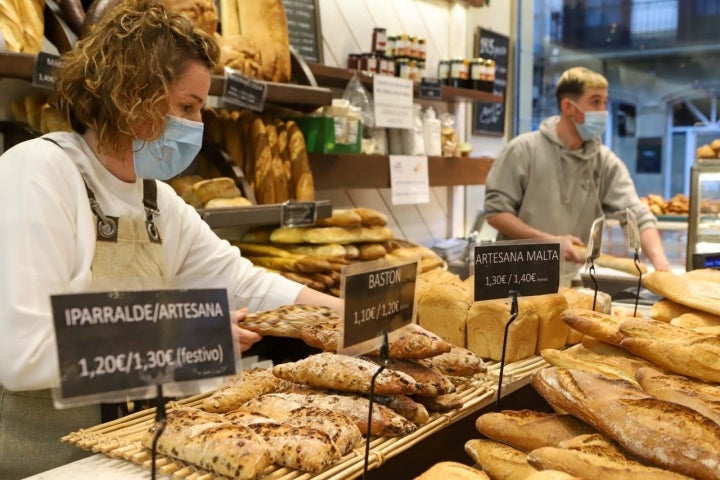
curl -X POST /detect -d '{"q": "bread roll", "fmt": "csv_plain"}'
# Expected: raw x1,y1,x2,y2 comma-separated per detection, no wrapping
192,177,242,204
314,209,362,227
353,207,389,226
204,197,253,208
697,144,717,159
466,298,539,362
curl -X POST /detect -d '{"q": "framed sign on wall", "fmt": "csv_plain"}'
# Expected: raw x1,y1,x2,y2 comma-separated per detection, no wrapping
282,0,323,63
472,28,509,136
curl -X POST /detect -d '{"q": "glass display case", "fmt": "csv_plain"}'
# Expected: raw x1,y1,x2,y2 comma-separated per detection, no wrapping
686,160,720,270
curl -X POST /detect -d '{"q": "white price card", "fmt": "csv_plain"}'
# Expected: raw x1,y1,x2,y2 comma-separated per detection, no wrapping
389,155,429,205
373,75,413,129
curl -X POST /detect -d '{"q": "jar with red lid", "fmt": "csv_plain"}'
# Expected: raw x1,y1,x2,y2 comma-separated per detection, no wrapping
347,53,361,70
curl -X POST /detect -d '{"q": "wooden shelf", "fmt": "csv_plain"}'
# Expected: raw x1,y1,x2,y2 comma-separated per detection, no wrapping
306,63,503,104
209,76,332,112
0,53,35,81
309,154,494,189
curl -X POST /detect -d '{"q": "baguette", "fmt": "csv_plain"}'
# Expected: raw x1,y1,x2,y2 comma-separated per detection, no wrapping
540,343,652,385
528,435,692,480
314,209,362,227
475,410,596,453
463,439,537,480
643,269,720,316
353,207,389,226
560,309,627,345
415,461,490,480
618,317,720,383
636,366,720,425
648,298,699,322
531,367,720,480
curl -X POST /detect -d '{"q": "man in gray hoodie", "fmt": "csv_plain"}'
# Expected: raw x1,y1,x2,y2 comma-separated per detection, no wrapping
484,66,670,284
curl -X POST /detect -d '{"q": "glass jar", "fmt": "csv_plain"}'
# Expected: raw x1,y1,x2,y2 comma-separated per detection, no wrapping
361,52,379,74
437,59,451,85
372,27,387,55
347,53,361,70
418,38,427,61
470,58,484,90
449,58,469,88
395,57,410,79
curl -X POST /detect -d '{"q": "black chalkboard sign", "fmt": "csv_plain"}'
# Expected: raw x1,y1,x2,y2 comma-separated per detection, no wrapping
473,241,560,300
282,0,323,63
50,289,235,402
473,28,510,136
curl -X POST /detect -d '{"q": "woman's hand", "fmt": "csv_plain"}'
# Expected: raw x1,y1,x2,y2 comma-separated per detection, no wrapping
230,308,262,355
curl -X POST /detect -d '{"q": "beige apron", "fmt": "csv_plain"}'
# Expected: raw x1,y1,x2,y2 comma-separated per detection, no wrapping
0,161,167,479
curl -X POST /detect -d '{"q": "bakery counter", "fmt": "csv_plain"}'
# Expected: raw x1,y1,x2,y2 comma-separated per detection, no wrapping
27,356,549,480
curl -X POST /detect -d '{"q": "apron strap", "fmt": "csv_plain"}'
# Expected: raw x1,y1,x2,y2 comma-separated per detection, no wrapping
41,137,160,243
142,179,161,243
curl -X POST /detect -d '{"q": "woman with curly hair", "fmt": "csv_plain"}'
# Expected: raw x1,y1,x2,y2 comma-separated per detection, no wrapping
0,1,339,477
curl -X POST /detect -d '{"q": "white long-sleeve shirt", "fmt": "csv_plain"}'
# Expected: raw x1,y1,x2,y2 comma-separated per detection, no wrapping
0,132,303,391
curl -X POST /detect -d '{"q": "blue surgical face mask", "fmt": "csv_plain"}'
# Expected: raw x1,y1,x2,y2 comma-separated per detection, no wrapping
133,115,203,180
570,101,608,141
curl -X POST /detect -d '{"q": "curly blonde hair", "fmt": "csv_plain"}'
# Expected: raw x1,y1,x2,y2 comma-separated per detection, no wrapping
53,0,220,155
555,67,608,109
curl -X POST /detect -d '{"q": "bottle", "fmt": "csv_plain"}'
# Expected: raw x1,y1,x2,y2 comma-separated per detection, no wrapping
437,59,450,85
423,106,442,156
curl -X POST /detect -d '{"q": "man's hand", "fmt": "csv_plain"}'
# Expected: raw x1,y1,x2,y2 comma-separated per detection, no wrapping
231,308,262,355
555,234,585,264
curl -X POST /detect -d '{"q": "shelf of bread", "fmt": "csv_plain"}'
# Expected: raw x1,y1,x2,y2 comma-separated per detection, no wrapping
306,63,504,104
309,154,494,189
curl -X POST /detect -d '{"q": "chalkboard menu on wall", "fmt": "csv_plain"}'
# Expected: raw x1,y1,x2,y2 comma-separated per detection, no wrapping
282,0,323,63
473,28,509,136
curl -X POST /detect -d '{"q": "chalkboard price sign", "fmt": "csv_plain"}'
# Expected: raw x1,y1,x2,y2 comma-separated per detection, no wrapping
50,289,235,402
473,28,510,136
340,259,418,355
282,0,323,63
473,241,560,301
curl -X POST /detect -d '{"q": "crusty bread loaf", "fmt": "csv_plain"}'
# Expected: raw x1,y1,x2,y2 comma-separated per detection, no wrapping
528,435,692,480
618,317,720,383
353,207,389,226
204,197,253,208
540,343,652,385
636,366,720,425
560,288,612,344
531,367,720,480
236,0,291,82
466,298,539,362
670,311,720,329
648,298,698,322
524,471,582,480
560,309,628,346
643,269,720,316
464,439,538,480
526,293,570,353
475,409,596,453
417,283,470,348
417,345,486,377
371,394,429,425
414,461,490,480
192,177,242,205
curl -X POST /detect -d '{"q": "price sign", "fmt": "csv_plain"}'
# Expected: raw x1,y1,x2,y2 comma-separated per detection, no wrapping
281,201,316,227
586,215,606,266
223,68,267,112
473,241,560,300
419,78,443,100
50,289,235,402
33,52,60,89
340,259,418,355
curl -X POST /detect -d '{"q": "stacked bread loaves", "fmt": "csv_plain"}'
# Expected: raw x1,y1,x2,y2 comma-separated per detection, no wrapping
0,0,44,53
